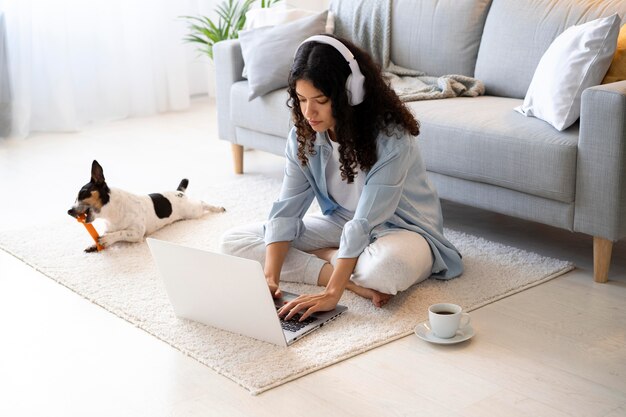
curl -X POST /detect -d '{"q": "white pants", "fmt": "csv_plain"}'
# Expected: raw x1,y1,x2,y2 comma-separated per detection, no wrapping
219,214,434,295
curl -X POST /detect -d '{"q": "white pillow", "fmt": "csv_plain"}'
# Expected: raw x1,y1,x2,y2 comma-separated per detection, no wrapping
515,14,621,131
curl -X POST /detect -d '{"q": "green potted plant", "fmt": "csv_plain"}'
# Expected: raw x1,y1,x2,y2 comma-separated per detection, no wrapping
182,0,281,60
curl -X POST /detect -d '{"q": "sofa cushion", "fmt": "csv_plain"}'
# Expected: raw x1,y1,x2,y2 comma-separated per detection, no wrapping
408,96,579,203
390,0,492,77
475,0,626,99
230,81,291,138
238,10,329,100
241,8,335,79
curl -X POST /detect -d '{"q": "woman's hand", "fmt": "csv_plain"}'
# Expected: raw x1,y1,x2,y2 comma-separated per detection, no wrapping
264,241,289,299
266,277,282,298
278,257,356,321
277,290,342,321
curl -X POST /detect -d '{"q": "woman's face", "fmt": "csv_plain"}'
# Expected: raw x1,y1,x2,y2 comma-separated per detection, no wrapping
295,79,336,135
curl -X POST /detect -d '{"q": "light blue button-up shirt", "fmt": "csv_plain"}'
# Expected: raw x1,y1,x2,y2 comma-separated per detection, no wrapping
264,127,463,279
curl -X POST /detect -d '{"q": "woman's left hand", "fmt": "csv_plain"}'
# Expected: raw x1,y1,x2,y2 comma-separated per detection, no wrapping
278,291,342,321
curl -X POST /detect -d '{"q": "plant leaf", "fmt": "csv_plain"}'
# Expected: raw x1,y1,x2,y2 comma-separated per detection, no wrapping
181,0,265,59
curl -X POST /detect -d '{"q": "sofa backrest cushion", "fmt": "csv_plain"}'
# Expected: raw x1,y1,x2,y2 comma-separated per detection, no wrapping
390,0,493,77
475,0,626,99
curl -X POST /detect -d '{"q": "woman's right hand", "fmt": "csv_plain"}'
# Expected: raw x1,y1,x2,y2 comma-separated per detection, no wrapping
264,241,289,299
267,277,282,298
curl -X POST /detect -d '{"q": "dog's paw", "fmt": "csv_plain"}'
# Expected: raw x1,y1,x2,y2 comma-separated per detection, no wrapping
98,235,113,248
202,202,226,213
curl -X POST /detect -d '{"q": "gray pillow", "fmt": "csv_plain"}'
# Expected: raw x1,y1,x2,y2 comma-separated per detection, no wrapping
239,10,329,101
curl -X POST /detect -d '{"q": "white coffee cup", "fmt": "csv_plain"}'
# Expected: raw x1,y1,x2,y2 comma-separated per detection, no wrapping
428,303,471,339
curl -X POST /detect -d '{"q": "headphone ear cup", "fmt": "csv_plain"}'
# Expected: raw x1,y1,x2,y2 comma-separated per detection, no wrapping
297,35,366,105
346,72,365,106
345,74,354,105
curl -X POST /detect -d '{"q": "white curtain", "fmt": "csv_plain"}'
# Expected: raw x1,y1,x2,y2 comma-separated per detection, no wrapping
0,0,214,139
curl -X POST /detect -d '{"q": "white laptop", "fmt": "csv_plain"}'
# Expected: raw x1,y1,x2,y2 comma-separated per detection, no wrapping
146,238,348,347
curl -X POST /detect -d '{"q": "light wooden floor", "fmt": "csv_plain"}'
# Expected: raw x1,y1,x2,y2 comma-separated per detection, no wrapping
0,97,625,417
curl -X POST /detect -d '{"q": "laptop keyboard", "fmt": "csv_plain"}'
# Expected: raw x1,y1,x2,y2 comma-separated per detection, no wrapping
276,307,317,332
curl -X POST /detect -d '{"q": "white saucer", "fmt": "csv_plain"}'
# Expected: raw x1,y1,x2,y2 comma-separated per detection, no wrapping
414,321,475,345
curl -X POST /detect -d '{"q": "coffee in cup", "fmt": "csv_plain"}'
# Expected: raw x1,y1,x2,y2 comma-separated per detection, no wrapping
428,303,471,339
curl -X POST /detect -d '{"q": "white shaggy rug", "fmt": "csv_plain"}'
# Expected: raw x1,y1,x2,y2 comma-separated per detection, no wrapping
0,175,574,395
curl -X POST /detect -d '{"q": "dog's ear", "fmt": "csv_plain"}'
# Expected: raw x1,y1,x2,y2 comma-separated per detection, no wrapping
91,160,105,185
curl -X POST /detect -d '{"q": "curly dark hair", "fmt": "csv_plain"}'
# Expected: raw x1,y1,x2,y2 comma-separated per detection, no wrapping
287,34,420,183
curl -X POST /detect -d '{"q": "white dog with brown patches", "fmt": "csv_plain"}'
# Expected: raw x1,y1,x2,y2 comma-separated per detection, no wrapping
68,160,225,252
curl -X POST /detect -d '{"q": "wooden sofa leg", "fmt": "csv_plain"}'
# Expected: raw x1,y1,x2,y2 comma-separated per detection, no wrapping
593,236,613,283
231,144,244,174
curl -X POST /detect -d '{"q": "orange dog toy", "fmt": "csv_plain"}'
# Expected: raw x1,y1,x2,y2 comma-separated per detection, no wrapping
76,214,104,251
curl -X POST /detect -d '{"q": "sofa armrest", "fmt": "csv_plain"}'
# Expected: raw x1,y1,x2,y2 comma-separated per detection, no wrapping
574,81,626,241
214,39,245,143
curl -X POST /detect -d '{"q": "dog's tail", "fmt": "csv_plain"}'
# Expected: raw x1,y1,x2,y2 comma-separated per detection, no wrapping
177,179,189,192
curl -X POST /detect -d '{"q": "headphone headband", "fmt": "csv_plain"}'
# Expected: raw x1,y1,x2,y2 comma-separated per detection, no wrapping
295,35,366,106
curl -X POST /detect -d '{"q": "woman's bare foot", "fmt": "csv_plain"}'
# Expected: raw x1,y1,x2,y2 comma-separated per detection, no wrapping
345,282,393,308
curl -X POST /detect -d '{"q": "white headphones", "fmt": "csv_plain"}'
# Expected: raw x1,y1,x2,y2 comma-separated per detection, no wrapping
296,35,366,106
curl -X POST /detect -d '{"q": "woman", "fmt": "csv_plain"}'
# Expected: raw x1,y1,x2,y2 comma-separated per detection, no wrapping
220,34,462,322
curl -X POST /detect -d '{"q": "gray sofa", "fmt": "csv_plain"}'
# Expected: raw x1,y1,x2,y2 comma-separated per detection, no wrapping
214,0,626,283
